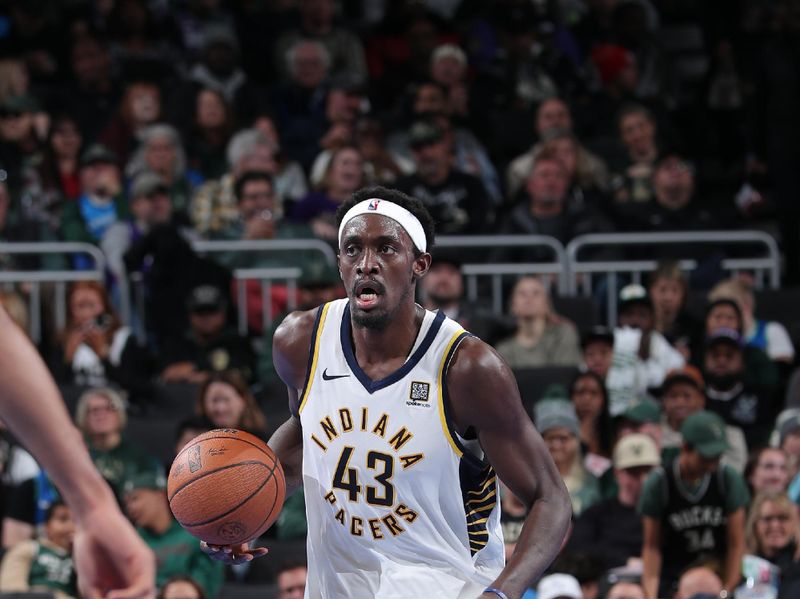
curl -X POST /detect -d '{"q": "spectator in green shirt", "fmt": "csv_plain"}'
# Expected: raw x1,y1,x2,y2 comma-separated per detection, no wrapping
123,469,223,598
638,410,749,599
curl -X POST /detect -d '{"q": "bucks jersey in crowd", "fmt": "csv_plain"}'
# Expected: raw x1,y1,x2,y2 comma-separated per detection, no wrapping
639,455,749,597
298,299,504,598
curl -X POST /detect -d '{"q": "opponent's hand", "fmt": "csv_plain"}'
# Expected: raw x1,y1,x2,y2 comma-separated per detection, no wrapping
72,502,156,599
201,541,269,565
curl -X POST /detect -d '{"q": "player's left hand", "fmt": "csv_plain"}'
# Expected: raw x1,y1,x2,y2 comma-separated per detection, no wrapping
200,541,269,564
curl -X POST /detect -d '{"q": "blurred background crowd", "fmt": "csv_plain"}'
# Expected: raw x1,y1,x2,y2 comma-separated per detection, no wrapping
1,0,800,597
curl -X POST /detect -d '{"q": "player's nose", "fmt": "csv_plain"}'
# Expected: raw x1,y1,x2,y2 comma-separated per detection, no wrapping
356,248,379,274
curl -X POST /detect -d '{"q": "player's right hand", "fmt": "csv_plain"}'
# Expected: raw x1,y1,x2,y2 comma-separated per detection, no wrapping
200,541,269,564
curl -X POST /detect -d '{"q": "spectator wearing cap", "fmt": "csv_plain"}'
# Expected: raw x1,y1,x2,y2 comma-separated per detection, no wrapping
101,170,177,287
394,118,492,235
492,149,610,264
187,24,252,109
606,284,684,416
569,433,660,570
122,468,223,597
617,399,664,451
744,447,790,497
190,128,280,237
60,143,129,252
535,398,601,516
272,0,367,85
703,327,774,448
582,326,615,381
537,573,583,599
658,366,748,473
493,276,582,369
639,410,749,599
699,298,779,393
0,94,43,189
648,261,701,360
158,284,256,385
569,372,613,464
505,97,609,200
744,492,800,599
673,567,724,599
708,277,795,364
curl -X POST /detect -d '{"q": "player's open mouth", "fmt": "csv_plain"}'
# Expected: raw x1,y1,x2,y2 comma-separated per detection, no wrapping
354,281,383,309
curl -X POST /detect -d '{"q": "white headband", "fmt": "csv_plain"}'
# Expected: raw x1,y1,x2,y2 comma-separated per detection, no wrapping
338,198,427,252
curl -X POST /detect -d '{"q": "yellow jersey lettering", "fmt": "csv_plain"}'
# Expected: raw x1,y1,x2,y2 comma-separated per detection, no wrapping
311,434,327,452
388,427,413,451
320,416,339,442
395,503,419,523
382,514,405,537
368,518,384,540
399,453,424,470
335,509,346,525
360,407,368,431
351,516,363,537
324,491,337,505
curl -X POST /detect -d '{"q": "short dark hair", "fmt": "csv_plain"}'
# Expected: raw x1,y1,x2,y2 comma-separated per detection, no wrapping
44,499,67,523
234,170,274,203
276,558,309,578
335,186,435,256
617,102,655,131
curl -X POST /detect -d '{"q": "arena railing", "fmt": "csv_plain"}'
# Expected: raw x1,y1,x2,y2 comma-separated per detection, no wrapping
435,235,569,312
0,242,106,343
566,231,781,326
232,266,303,335
191,238,337,265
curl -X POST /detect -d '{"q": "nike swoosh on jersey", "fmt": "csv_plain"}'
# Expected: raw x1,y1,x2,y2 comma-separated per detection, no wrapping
322,368,350,381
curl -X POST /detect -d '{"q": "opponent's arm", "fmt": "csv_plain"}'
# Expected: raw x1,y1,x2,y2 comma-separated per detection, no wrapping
447,338,572,599
723,508,745,594
0,306,155,599
641,516,662,599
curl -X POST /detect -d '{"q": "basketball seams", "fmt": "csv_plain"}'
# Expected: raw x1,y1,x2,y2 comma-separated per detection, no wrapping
168,460,273,503
242,470,283,544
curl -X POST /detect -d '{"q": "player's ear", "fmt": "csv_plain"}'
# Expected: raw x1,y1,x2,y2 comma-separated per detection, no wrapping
412,252,432,279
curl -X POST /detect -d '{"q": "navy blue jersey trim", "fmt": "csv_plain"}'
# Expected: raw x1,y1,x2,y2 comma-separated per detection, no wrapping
294,304,325,416
340,304,446,394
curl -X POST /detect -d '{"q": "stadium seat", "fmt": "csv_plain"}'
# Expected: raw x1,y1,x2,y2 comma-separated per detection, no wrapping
125,414,182,466
552,295,599,332
151,382,201,416
513,367,581,416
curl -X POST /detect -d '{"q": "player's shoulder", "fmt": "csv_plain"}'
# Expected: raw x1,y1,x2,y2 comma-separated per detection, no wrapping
448,334,512,381
273,306,325,387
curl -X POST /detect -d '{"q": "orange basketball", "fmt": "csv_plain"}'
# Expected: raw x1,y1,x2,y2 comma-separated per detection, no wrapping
167,428,285,546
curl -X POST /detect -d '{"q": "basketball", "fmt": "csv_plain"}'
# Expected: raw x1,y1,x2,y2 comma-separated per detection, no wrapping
167,428,286,546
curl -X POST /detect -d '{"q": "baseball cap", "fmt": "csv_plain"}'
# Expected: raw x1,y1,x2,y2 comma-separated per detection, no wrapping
130,171,168,199
681,410,729,458
660,365,705,394
123,468,167,495
187,285,226,313
538,573,583,599
621,398,661,424
705,327,743,349
80,143,118,167
618,283,652,312
409,120,445,149
613,433,660,469
581,325,614,349
535,399,580,437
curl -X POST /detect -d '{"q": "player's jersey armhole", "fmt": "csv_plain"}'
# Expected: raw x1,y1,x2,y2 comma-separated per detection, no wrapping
297,302,331,416
437,329,484,467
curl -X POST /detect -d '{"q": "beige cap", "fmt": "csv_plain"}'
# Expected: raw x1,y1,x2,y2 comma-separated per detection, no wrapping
613,433,660,469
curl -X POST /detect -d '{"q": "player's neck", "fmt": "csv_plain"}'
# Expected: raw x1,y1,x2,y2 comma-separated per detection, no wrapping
350,303,425,367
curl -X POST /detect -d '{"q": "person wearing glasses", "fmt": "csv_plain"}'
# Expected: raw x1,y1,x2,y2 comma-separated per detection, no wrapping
745,492,800,599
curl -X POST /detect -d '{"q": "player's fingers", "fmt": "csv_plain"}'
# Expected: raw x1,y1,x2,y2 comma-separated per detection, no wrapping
249,547,269,558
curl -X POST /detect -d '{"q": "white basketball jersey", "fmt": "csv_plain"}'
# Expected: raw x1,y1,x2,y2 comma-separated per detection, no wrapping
298,299,505,599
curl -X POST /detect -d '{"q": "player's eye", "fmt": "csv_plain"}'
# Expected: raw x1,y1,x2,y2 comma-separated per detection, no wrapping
380,244,395,254
344,245,359,257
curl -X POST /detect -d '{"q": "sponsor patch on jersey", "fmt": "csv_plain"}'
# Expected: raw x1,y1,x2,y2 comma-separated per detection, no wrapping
406,381,431,409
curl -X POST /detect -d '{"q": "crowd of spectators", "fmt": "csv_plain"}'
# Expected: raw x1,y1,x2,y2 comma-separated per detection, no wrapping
1,0,800,598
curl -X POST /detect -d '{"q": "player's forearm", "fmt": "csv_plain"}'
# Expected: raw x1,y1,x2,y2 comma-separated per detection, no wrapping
268,415,304,495
723,541,743,592
488,493,572,599
0,309,115,519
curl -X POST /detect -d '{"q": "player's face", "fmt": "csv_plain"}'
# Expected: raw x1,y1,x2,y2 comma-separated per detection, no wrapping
338,213,430,331
203,381,246,429
45,505,75,551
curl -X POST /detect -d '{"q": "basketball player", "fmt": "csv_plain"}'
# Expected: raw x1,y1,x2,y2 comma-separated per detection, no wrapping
204,187,572,599
0,306,156,599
